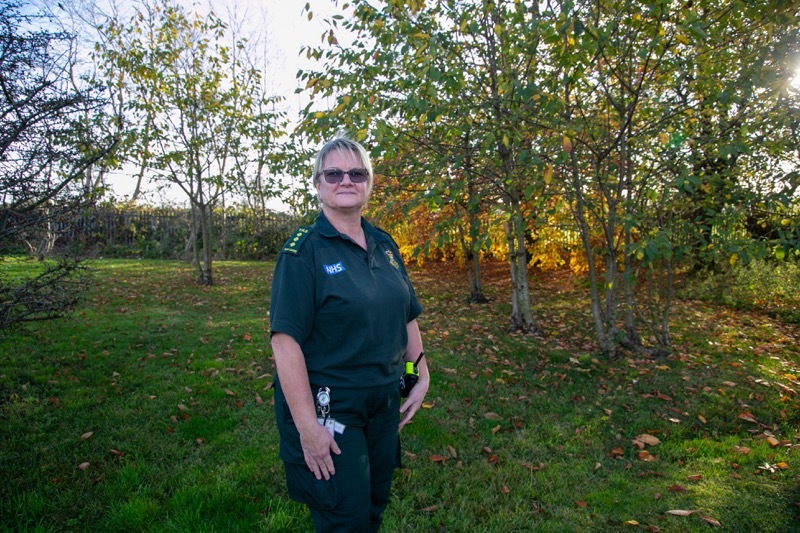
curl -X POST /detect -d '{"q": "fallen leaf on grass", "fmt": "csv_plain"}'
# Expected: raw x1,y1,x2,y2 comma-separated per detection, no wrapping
177,404,188,411
701,516,721,527
224,388,236,396
491,425,501,434
737,412,758,423
109,449,124,457
732,446,751,455
80,431,94,440
667,485,687,493
404,451,417,460
625,520,639,526
776,462,790,470
422,402,434,409
447,445,458,458
429,455,448,464
638,451,656,462
576,500,587,508
687,474,702,481
77,462,90,470
634,434,661,447
521,461,545,472
484,412,503,420
697,415,707,424
766,436,780,447
421,505,438,512
666,509,696,516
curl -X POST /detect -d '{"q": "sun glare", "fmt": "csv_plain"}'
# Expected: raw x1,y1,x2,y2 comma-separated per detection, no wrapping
792,60,800,92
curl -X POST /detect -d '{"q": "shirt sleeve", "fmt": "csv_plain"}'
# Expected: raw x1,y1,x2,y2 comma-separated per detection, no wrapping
406,279,423,322
269,249,316,346
386,238,423,322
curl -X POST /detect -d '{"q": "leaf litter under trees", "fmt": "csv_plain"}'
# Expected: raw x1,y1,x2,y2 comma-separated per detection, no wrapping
407,260,800,529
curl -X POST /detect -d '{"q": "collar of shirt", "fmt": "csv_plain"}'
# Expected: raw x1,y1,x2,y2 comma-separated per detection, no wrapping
313,212,383,244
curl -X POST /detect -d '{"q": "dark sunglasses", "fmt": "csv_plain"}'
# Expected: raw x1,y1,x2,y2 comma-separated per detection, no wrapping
319,168,369,184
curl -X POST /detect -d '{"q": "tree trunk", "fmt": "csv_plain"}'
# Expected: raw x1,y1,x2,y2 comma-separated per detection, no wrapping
189,203,201,279
506,190,538,334
460,130,487,304
458,221,489,303
619,131,641,350
197,202,213,286
568,152,613,356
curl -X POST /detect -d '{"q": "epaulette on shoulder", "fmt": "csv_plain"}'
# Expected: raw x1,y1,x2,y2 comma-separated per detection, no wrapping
282,226,312,255
373,226,400,248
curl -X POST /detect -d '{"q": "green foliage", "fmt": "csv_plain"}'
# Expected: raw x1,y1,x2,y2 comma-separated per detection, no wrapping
680,257,800,323
52,206,297,261
294,0,800,350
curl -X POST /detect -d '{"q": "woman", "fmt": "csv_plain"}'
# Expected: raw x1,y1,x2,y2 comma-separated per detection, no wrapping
269,136,430,532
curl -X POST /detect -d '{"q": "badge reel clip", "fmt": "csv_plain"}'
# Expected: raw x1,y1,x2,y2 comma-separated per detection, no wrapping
399,352,425,398
316,387,344,436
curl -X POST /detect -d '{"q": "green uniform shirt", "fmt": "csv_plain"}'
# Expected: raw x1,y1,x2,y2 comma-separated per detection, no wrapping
269,213,422,389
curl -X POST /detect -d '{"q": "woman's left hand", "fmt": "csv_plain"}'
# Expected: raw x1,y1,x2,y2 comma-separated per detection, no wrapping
399,379,428,430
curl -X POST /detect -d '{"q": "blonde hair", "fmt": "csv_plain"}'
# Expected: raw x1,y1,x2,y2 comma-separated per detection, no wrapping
312,136,374,199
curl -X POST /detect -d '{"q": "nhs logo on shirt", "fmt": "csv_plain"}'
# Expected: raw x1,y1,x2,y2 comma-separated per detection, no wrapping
323,262,346,275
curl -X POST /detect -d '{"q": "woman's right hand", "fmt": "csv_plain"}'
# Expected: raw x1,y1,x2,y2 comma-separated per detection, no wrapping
299,421,341,481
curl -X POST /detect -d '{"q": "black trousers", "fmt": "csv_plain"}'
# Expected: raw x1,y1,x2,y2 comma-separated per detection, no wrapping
275,381,401,533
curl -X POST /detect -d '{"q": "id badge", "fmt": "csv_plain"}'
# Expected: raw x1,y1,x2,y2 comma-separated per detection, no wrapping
317,417,345,436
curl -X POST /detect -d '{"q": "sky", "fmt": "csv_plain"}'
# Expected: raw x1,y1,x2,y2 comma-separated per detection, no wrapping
232,1,340,111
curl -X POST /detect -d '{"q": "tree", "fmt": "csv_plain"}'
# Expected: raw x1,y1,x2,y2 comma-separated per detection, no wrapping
297,0,550,330
100,0,285,285
548,0,799,356
293,0,799,355
224,15,289,237
0,1,115,331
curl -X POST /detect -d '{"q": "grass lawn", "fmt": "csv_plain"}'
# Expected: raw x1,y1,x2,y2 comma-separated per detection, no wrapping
1,258,798,532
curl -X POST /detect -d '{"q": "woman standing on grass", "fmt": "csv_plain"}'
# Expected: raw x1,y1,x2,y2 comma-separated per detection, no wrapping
269,136,430,532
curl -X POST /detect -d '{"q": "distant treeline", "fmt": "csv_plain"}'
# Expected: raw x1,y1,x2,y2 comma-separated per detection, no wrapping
49,206,299,260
